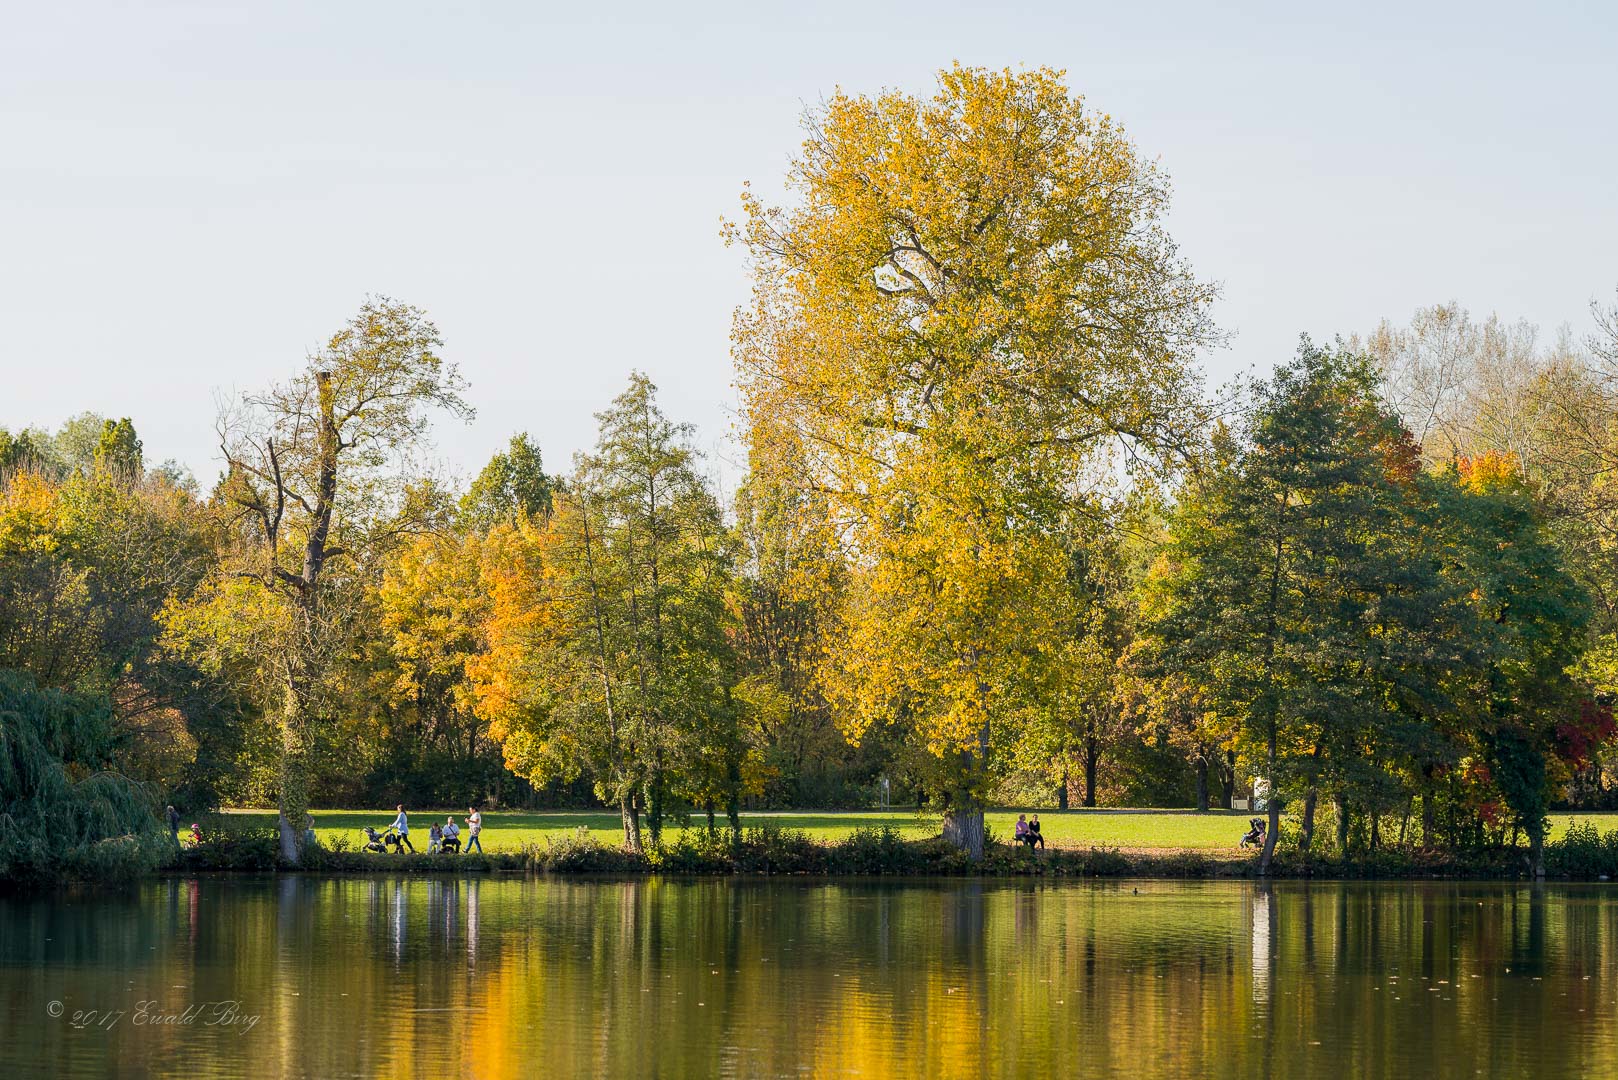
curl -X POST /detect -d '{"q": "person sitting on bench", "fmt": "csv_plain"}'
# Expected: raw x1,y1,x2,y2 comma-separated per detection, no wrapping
1014,814,1036,851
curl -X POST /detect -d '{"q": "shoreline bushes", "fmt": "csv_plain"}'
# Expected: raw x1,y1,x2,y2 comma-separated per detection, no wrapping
148,821,1618,881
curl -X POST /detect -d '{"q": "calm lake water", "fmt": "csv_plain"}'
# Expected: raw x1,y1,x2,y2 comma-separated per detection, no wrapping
2,876,1615,1078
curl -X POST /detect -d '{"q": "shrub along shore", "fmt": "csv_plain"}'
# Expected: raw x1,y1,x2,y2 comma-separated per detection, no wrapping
160,818,1618,882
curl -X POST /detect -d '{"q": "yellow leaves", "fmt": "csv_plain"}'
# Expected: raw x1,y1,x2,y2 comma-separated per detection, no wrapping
1456,450,1524,493
372,531,490,718
159,575,291,679
467,520,552,746
0,470,64,556
734,65,1215,780
820,490,1079,758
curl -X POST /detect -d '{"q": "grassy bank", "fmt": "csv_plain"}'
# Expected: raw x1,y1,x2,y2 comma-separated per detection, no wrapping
219,806,1618,854
161,808,1618,882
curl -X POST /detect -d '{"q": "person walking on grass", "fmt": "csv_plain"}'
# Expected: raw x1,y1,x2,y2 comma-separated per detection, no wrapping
391,804,415,852
166,805,181,849
464,806,483,854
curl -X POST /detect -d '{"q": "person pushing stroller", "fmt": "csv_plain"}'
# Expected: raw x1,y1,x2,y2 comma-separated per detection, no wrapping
388,805,415,852
1239,817,1268,848
360,804,414,853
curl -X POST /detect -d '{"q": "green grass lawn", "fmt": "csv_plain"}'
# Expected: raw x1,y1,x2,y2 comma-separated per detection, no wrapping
221,806,1618,854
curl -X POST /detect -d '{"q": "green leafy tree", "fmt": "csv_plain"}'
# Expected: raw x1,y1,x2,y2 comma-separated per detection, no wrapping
52,412,110,475
0,461,223,805
0,669,165,883
460,432,554,531
1134,343,1446,871
1435,453,1590,874
92,418,144,478
1361,294,1618,805
479,375,736,850
0,428,59,477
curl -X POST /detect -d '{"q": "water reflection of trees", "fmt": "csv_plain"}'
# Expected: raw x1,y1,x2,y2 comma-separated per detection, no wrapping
4,879,1618,1078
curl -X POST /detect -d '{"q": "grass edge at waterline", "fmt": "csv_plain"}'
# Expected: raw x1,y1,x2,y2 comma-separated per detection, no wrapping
158,820,1618,882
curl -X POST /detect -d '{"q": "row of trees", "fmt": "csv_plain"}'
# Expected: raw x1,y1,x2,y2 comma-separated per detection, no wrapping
4,65,1616,870
0,307,886,862
1133,345,1599,874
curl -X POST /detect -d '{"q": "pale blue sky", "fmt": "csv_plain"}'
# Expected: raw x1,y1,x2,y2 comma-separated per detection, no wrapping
3,2,1614,489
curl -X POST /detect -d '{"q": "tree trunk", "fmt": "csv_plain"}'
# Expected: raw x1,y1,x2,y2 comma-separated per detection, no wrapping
1083,731,1098,808
274,376,339,869
1336,799,1350,855
1299,787,1318,855
705,801,716,836
647,770,665,846
1257,503,1286,878
1529,820,1546,879
943,725,991,860
1258,796,1281,876
1258,721,1279,875
621,794,643,853
1057,768,1070,811
942,805,985,861
1219,750,1236,810
726,749,742,841
1370,812,1381,852
1194,756,1210,813
1423,780,1436,848
276,641,316,865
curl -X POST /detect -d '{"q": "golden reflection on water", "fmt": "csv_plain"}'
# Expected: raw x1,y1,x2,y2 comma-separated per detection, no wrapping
3,877,1617,1078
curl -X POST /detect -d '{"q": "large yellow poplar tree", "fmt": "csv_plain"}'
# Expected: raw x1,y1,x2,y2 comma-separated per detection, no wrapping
730,65,1216,856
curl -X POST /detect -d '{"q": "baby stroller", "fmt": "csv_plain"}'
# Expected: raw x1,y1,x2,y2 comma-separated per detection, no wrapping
1238,818,1268,848
362,825,404,854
